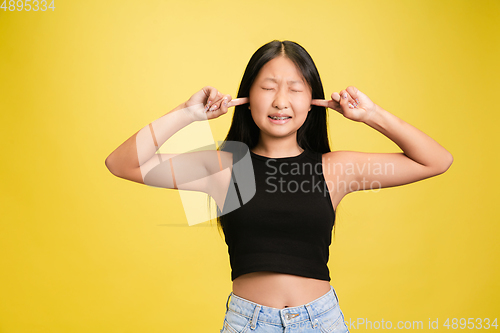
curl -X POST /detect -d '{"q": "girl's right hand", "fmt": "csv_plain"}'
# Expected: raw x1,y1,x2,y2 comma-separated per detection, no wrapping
183,86,249,121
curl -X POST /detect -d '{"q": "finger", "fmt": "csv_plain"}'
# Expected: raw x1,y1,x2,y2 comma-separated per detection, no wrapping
331,92,341,103
214,94,232,116
209,92,232,112
346,86,359,101
207,91,228,112
311,99,329,107
341,89,356,108
208,97,223,112
339,89,351,112
215,91,224,103
345,86,359,106
227,97,249,108
205,87,219,110
203,86,217,104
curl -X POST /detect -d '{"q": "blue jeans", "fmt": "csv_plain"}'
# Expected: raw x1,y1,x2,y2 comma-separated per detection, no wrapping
220,285,350,333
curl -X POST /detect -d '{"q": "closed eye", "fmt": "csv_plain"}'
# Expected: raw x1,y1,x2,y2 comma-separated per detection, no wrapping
262,88,302,92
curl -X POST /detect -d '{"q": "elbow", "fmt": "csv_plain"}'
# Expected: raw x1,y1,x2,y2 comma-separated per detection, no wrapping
436,152,454,174
105,156,119,176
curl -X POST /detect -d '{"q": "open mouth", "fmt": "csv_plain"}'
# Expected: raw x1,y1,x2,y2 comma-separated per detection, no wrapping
268,116,292,120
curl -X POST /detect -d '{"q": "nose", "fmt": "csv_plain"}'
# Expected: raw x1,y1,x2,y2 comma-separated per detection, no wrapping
272,86,291,110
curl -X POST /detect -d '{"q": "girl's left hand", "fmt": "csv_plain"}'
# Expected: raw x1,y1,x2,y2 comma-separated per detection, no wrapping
311,86,377,123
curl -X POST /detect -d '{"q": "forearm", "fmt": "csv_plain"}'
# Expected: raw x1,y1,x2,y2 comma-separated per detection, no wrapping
105,101,194,174
364,105,453,170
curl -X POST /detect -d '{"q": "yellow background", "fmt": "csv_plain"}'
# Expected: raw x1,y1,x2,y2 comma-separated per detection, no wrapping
1,0,499,332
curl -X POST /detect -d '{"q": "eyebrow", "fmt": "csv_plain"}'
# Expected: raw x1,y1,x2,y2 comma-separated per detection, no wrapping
263,77,304,85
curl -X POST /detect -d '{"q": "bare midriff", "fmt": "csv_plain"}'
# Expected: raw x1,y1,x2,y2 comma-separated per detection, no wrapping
231,271,331,309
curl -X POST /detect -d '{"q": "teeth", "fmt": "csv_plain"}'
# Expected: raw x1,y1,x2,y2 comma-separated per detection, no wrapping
270,116,290,120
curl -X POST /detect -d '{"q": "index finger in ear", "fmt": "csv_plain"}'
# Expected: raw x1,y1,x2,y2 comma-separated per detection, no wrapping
311,99,329,107
227,97,249,108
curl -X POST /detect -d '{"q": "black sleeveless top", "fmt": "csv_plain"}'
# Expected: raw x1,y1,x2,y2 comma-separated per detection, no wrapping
219,148,336,281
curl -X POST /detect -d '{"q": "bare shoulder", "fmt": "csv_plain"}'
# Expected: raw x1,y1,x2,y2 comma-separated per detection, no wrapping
321,150,354,164
321,150,352,176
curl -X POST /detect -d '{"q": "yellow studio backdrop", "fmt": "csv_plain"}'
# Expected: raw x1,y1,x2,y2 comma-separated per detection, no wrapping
1,0,498,332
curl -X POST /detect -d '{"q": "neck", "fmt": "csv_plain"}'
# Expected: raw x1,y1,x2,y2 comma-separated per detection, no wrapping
252,133,304,158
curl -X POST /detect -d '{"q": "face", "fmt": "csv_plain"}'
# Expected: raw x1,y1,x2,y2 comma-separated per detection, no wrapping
248,56,312,139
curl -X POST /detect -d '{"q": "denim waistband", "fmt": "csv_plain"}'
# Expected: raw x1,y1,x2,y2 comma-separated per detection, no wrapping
224,285,339,329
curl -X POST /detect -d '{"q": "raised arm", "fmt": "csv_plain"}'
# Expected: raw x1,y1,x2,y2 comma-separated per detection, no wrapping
105,86,247,194
313,86,453,194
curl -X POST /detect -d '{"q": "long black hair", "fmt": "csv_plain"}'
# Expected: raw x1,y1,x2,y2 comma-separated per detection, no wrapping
208,40,332,237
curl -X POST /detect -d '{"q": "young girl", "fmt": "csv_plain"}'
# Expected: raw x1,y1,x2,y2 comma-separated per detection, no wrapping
105,40,453,333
